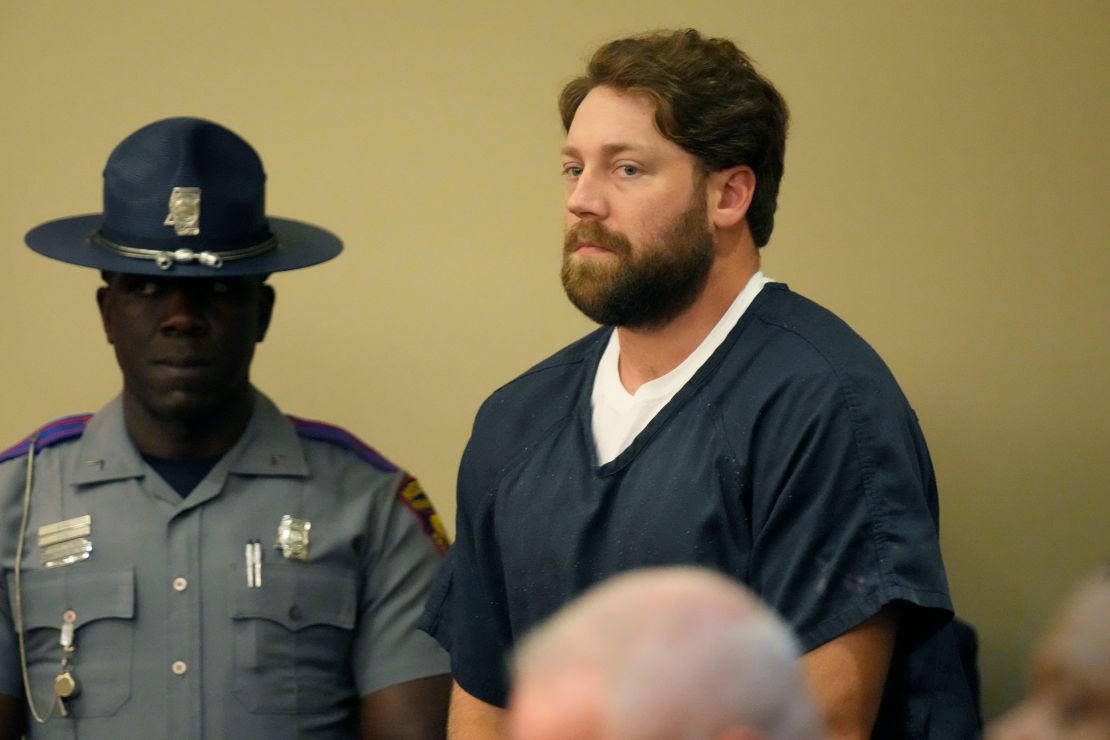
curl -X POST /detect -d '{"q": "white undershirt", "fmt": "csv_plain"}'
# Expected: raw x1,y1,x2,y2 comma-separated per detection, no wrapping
590,272,773,465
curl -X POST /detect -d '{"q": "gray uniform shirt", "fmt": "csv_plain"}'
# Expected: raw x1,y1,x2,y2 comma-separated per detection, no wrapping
0,391,449,739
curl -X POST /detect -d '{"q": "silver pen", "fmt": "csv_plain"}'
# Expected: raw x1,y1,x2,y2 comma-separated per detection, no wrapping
252,540,262,587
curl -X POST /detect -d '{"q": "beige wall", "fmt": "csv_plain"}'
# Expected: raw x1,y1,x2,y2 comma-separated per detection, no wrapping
2,0,1106,721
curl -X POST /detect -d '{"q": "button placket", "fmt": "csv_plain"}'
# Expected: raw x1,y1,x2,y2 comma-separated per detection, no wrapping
165,507,203,738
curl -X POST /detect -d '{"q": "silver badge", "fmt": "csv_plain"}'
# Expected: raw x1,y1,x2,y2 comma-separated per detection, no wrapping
274,515,311,561
37,515,93,569
163,186,201,236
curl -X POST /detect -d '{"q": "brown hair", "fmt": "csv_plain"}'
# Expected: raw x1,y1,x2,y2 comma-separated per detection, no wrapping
559,29,789,247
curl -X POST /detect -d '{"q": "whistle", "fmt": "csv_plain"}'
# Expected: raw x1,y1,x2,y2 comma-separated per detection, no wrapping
54,611,79,717
54,671,78,699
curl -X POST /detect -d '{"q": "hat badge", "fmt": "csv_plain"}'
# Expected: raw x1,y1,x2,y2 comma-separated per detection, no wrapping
163,187,201,237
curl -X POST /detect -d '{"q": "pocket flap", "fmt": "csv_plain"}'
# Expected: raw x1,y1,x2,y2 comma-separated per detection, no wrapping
11,568,135,630
229,563,357,632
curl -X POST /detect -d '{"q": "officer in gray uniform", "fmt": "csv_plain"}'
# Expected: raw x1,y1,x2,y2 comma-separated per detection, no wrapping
0,118,451,739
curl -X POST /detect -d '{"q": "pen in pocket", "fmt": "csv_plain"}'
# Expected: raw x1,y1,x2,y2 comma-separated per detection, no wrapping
245,539,263,588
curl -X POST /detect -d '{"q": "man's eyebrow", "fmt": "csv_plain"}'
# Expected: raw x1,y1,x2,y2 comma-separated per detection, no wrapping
560,142,647,158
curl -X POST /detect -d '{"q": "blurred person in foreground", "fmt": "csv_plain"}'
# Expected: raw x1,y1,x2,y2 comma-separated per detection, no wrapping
989,571,1110,740
508,567,822,740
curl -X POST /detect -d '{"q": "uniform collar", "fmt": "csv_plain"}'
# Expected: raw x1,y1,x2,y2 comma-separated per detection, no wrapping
68,390,309,487
229,391,310,478
68,396,143,485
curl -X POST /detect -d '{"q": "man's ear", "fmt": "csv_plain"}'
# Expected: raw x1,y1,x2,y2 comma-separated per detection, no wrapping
96,285,114,345
708,165,756,231
256,283,275,343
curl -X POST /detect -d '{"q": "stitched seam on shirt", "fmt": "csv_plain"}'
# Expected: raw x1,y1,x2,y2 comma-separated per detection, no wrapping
835,366,894,599
477,346,597,484
489,413,575,486
798,583,951,652
752,315,896,601
483,328,607,398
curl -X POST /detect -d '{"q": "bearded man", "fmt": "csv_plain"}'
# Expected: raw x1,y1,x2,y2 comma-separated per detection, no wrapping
421,29,980,740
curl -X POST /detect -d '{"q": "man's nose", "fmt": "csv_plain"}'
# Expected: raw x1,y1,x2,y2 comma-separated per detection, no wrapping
566,170,608,221
159,288,206,335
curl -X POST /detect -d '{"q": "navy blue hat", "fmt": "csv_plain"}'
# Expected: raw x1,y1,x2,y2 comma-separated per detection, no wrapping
25,117,342,276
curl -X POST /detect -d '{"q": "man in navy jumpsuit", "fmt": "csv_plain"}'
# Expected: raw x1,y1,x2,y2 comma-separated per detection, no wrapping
421,29,979,740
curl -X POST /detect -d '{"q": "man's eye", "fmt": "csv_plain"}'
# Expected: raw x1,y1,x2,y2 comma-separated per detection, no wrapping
135,281,160,296
208,281,231,295
562,165,583,179
619,165,640,177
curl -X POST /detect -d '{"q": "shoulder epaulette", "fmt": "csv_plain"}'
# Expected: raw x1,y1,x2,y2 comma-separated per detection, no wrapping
0,414,93,465
288,416,449,553
288,416,399,473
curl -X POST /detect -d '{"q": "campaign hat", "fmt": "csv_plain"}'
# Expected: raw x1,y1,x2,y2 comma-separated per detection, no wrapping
25,117,341,277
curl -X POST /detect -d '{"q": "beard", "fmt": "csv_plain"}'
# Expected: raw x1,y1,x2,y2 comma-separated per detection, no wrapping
561,196,715,330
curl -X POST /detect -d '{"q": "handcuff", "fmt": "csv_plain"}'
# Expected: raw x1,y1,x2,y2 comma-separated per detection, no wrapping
13,433,80,722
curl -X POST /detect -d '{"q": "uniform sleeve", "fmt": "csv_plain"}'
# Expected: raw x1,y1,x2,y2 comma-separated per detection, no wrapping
744,363,953,653
354,473,450,695
419,416,515,707
0,459,27,697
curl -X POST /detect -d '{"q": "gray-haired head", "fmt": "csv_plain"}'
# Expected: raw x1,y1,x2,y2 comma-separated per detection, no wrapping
509,567,822,740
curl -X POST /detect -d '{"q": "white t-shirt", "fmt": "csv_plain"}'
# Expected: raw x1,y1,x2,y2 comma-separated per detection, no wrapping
590,272,773,464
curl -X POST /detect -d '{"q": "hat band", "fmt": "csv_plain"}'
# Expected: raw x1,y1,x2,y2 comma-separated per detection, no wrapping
90,231,277,271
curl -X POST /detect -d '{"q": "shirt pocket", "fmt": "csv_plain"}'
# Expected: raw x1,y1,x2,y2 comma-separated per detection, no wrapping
8,568,135,718
228,563,358,714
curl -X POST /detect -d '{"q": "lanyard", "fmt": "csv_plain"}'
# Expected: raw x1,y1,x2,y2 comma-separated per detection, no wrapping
14,434,78,723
